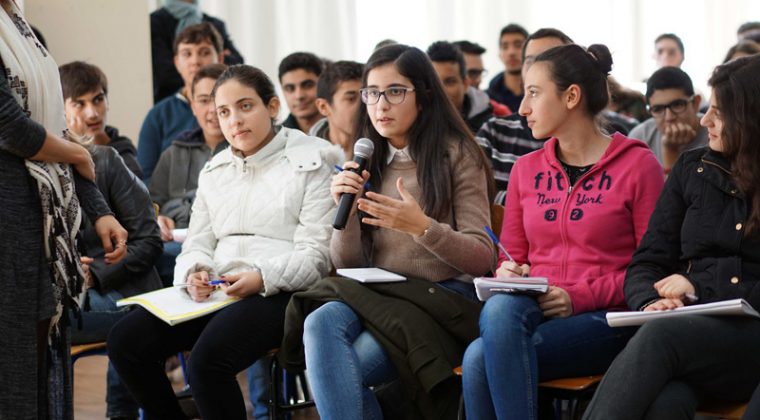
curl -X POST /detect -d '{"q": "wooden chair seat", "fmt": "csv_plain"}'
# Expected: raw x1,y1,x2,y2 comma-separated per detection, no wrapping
453,367,601,419
453,366,601,391
71,341,108,362
539,375,603,392
697,400,748,420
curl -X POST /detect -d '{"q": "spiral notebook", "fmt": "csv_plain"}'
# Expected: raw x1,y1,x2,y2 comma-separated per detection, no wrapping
606,298,760,327
474,276,549,301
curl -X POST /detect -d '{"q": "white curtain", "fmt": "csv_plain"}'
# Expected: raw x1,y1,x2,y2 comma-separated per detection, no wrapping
197,0,760,104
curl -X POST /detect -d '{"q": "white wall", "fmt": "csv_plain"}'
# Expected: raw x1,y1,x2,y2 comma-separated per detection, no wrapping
24,0,153,143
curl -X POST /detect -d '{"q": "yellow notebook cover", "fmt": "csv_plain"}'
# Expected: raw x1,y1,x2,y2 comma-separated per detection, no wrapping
117,286,239,326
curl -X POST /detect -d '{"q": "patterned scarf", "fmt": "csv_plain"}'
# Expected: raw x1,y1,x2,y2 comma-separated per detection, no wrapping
0,1,85,339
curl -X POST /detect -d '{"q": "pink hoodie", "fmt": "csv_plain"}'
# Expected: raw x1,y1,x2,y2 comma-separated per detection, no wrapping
499,133,664,314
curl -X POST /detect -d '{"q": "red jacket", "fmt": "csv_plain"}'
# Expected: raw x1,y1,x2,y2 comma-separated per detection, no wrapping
500,133,664,314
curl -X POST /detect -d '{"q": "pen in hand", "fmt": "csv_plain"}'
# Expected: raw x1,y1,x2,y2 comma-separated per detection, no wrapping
484,226,515,263
175,279,227,288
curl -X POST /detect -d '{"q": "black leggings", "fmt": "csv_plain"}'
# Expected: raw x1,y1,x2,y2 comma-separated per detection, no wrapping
583,315,760,420
107,292,291,420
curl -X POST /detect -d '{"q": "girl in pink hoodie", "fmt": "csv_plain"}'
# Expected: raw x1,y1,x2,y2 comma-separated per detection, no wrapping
462,43,664,420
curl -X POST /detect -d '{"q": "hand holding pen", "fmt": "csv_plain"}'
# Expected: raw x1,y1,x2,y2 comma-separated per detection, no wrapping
653,274,698,303
183,271,226,302
484,226,530,278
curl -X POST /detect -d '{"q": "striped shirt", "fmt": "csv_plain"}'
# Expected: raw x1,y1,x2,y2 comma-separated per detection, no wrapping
475,114,545,204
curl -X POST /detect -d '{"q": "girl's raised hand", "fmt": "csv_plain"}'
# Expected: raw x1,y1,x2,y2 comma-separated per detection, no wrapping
358,177,431,236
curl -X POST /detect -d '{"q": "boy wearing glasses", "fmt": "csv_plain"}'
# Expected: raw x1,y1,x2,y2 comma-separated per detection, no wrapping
629,67,707,174
453,40,488,89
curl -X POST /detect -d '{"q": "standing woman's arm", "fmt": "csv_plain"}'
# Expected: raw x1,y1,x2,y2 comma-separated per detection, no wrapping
0,60,94,179
1,55,126,261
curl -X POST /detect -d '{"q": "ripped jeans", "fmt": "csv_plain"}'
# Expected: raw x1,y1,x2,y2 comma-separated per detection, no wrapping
462,293,635,420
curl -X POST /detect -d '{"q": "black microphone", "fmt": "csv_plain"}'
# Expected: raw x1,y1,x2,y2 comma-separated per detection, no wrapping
332,138,375,230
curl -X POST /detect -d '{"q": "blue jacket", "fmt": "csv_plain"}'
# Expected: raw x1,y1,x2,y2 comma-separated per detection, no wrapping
486,71,523,114
137,91,198,184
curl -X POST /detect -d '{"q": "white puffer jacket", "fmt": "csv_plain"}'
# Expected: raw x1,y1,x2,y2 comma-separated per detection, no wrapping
174,127,341,296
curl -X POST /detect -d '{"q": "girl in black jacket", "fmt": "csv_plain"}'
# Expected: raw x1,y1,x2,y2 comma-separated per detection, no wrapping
584,54,760,420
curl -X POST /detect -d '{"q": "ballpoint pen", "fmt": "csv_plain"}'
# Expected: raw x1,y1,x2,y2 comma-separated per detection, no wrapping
484,226,515,263
175,279,227,288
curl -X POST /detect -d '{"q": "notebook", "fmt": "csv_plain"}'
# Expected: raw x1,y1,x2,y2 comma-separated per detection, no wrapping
473,276,549,301
172,228,188,243
606,298,760,327
116,286,239,326
336,268,407,283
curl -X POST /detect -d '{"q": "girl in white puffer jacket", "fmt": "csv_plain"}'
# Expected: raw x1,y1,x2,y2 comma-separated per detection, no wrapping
108,64,341,420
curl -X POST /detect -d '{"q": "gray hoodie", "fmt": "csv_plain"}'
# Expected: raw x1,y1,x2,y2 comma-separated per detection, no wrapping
148,127,228,228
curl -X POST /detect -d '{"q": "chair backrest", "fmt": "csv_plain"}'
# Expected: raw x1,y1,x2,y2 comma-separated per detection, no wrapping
490,203,505,241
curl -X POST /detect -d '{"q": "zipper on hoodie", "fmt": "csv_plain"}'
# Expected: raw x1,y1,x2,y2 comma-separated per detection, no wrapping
557,163,601,284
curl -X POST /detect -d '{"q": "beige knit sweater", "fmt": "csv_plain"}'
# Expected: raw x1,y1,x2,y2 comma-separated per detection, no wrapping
331,143,495,281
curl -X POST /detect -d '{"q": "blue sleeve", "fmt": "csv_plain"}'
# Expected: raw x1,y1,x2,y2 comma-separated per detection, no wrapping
137,108,162,184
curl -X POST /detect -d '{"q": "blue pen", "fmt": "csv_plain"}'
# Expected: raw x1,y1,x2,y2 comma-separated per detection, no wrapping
484,226,515,262
175,279,227,288
334,164,344,172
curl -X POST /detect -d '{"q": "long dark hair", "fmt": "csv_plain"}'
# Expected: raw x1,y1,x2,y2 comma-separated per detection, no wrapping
708,54,760,236
354,44,492,220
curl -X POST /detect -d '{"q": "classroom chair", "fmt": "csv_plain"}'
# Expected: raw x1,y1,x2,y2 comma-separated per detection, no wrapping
453,366,602,420
267,349,315,420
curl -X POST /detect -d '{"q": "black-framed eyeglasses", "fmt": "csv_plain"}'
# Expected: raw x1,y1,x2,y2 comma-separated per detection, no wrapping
359,87,415,105
467,68,488,78
648,97,693,117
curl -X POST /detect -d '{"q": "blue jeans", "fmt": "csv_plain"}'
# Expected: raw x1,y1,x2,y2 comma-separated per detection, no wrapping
247,356,271,420
70,288,138,418
156,240,182,287
304,301,398,420
303,279,476,419
462,293,635,420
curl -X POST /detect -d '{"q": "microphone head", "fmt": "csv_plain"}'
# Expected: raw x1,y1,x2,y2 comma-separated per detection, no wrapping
353,138,375,159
